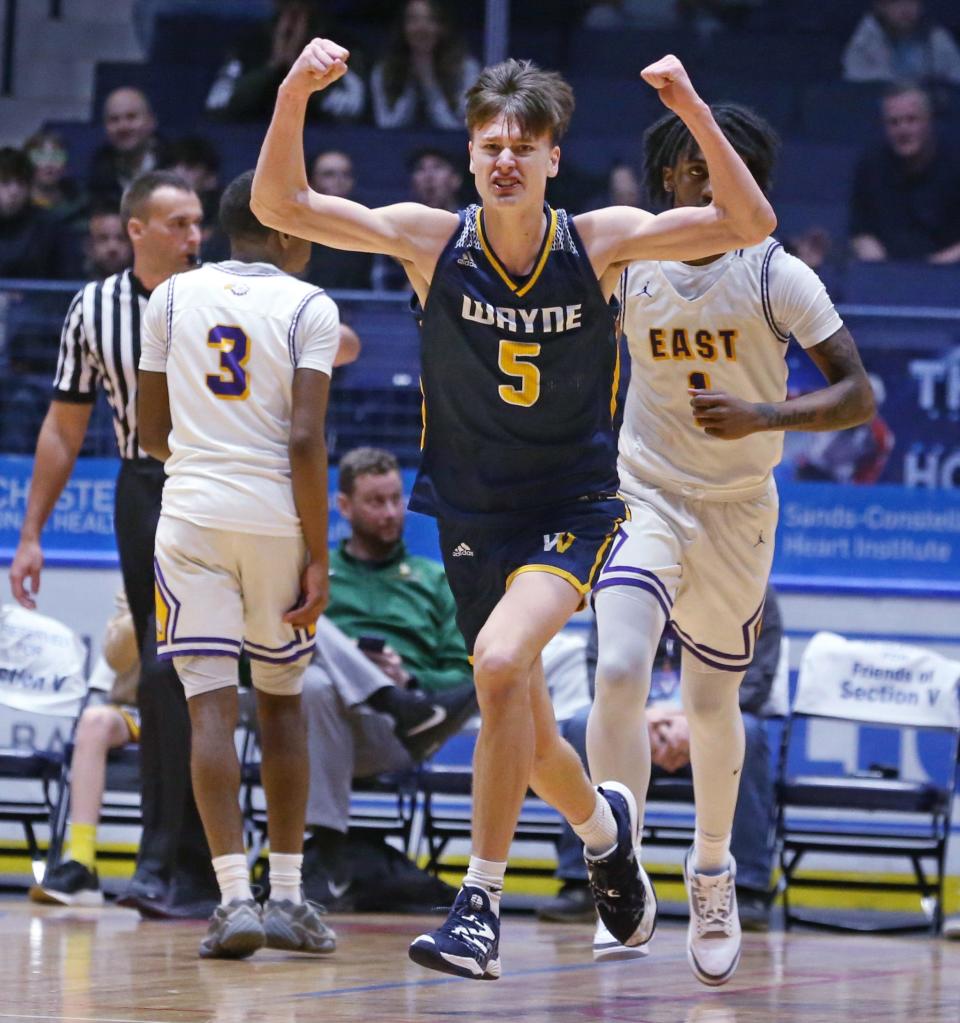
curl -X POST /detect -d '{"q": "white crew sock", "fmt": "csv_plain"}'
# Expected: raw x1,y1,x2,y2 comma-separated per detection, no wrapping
463,855,507,917
269,852,304,904
212,853,252,905
572,789,619,857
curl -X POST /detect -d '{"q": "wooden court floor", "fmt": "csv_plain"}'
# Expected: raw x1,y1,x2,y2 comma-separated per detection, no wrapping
2,901,959,1023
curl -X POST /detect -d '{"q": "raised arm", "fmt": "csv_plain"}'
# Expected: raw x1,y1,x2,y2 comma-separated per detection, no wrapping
251,38,454,279
578,55,776,285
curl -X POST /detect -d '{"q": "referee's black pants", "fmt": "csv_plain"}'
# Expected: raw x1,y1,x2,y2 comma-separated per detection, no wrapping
115,458,216,904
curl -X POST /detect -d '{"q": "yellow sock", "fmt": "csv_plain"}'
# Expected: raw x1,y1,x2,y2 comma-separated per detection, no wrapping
66,823,97,871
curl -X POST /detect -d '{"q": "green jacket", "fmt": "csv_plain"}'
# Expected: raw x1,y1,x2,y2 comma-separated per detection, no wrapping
326,540,471,694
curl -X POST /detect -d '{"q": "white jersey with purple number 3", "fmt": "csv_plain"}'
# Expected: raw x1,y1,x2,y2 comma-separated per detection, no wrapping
617,238,842,499
139,260,339,537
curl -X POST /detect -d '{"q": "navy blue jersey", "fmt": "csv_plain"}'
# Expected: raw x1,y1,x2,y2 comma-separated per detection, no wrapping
409,203,621,524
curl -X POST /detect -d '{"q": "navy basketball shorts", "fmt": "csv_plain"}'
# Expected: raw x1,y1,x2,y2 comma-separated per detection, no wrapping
438,495,627,655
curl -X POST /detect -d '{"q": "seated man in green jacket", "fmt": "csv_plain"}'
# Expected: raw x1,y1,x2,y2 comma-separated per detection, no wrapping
299,446,476,902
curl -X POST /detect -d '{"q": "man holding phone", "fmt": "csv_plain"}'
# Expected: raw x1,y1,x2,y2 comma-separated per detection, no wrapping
297,446,476,903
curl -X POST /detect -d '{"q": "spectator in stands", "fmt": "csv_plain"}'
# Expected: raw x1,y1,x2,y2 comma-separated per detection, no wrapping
161,136,228,259
538,586,783,934
589,160,642,209
29,592,141,906
849,83,960,263
0,147,62,279
582,1,680,29
296,447,476,905
83,204,134,280
304,149,374,290
206,0,366,123
23,130,86,224
88,88,165,205
408,147,464,212
374,147,465,291
842,0,960,85
369,0,481,130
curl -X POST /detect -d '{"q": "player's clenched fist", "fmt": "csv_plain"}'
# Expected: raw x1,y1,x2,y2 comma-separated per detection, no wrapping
283,38,350,97
640,54,703,116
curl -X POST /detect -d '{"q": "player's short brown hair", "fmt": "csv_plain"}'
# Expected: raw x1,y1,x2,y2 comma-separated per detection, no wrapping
465,59,574,143
338,447,400,496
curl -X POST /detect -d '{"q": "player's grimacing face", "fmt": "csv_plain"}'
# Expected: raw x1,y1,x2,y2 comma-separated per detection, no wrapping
468,117,559,207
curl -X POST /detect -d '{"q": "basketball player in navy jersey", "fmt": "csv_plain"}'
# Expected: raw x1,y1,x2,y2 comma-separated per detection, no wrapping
253,39,775,979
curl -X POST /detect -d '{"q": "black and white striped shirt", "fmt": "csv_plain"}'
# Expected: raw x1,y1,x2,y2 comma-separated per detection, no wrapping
52,269,150,459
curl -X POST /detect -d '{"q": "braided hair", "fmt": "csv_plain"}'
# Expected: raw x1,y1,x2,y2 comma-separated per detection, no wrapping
642,103,780,210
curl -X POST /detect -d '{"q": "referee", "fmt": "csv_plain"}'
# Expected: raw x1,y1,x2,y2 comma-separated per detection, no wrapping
9,170,218,917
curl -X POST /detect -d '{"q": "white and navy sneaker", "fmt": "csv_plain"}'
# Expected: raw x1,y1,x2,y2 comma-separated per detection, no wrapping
408,885,501,980
592,916,651,961
683,849,741,986
29,859,103,907
584,783,658,949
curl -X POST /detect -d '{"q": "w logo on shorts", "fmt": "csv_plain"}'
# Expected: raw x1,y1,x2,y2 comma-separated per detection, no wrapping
543,531,576,553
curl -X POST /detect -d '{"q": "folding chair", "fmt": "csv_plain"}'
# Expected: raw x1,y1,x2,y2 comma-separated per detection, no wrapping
776,631,960,934
0,605,89,880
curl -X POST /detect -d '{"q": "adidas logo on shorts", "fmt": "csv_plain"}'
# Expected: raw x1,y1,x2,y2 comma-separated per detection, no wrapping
452,542,474,557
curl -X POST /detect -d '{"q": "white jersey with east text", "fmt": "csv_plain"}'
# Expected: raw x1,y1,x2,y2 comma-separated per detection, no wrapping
618,239,842,498
139,260,339,536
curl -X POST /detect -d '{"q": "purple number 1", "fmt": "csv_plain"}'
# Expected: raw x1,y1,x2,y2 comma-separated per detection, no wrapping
205,325,250,399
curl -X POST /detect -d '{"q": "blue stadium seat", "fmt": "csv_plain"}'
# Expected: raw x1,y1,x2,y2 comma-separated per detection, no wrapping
843,262,960,308
799,82,886,144
701,32,844,84
149,11,265,65
775,142,858,202
566,29,698,78
773,200,849,247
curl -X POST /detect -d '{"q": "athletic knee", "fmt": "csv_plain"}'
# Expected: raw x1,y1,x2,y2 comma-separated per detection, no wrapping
251,657,308,697
76,705,123,751
472,641,530,700
594,648,651,704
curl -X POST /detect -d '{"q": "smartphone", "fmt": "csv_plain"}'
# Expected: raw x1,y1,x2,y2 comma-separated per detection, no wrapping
357,634,386,653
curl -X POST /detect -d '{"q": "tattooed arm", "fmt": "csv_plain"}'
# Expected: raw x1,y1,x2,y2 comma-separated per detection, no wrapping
689,326,875,439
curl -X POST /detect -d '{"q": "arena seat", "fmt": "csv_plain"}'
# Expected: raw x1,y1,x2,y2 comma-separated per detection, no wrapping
776,632,960,934
843,262,960,308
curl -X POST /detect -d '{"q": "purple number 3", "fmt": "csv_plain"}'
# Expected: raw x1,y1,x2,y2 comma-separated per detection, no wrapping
206,325,250,399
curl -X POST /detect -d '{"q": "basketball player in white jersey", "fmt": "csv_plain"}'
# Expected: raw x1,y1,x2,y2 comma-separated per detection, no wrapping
138,170,340,961
590,106,875,984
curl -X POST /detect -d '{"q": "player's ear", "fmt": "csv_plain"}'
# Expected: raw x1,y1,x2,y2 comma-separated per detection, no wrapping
126,216,144,243
662,166,675,194
547,145,560,179
467,140,474,175
335,491,350,518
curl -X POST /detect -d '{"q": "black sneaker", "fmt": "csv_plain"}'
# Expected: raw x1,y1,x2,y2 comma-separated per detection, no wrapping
409,885,501,979
30,860,103,907
736,886,771,933
584,782,657,948
536,881,595,923
400,683,477,760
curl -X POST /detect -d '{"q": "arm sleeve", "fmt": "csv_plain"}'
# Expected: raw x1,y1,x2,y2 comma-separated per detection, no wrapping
295,291,340,376
738,589,782,715
138,279,172,372
52,287,98,402
767,247,843,349
416,571,473,694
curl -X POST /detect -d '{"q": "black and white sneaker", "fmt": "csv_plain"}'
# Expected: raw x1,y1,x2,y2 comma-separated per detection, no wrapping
584,782,657,948
408,885,501,980
29,860,103,907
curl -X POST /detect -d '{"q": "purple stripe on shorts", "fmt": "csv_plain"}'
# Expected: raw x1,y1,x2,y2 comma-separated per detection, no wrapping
245,643,315,664
592,577,672,620
245,635,314,654
158,648,240,661
670,596,765,665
